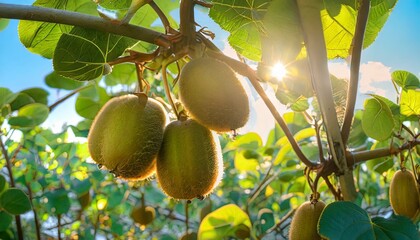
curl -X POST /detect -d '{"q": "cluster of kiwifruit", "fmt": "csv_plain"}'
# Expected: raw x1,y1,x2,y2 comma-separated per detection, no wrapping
389,167,420,221
87,57,249,202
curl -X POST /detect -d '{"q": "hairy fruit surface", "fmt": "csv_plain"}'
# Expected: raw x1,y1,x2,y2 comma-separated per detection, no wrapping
88,94,167,180
389,169,420,220
130,205,155,226
157,119,223,200
289,200,326,240
179,57,249,132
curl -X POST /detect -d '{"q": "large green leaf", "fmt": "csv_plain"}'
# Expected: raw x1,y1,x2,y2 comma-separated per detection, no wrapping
8,103,50,128
400,89,420,116
20,88,49,105
366,141,394,174
104,63,137,86
391,70,420,90
53,27,137,81
261,0,303,64
198,204,251,239
0,175,8,195
0,19,9,32
322,0,397,59
318,201,374,240
209,0,269,61
348,110,368,148
9,93,35,111
362,97,395,141
372,215,419,239
44,188,71,215
0,188,32,215
0,88,18,108
18,0,96,58
0,211,12,231
45,71,85,90
75,85,110,119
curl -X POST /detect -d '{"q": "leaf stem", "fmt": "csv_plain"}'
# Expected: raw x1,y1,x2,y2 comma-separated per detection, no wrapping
0,3,171,48
341,0,371,145
48,83,94,112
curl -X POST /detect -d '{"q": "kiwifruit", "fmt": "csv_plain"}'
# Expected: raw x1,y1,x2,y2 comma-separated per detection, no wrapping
389,169,420,220
156,118,223,200
130,205,155,226
88,93,167,180
234,223,251,239
180,231,197,240
289,200,326,240
178,57,249,132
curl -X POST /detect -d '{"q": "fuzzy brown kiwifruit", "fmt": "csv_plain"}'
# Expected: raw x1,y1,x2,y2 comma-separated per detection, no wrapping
131,205,155,226
156,118,223,200
88,94,167,180
389,169,420,220
289,200,326,240
178,57,249,132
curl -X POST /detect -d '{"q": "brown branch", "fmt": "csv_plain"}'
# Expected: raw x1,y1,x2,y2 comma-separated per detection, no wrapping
0,3,171,48
26,184,41,240
341,0,371,145
49,84,94,112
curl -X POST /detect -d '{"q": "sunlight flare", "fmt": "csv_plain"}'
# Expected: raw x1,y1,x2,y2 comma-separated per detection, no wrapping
271,62,287,81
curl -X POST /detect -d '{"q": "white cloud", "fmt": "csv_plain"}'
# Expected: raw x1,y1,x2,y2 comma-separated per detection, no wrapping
328,62,350,79
359,61,392,95
222,41,238,60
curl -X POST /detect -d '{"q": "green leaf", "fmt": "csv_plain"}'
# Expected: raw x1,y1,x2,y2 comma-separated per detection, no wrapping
75,85,110,119
8,103,49,128
18,0,96,58
0,19,9,32
391,70,420,90
362,97,394,141
45,71,85,90
372,215,419,240
400,89,420,116
318,201,374,240
322,0,396,59
234,150,259,172
44,188,71,215
104,63,137,86
257,208,275,234
198,204,251,239
0,88,18,108
224,132,263,152
261,0,303,64
9,93,35,111
20,88,49,105
0,211,12,231
209,0,269,61
0,175,8,195
0,188,32,215
348,110,368,148
53,27,137,81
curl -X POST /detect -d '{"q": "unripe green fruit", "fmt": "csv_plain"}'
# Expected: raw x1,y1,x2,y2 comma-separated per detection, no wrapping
389,169,420,220
179,57,249,132
180,232,197,240
131,205,155,226
157,119,223,200
289,200,326,240
88,94,167,180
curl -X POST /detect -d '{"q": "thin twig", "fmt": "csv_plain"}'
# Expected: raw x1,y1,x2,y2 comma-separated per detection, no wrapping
341,0,371,145
247,164,274,208
258,208,296,239
0,3,171,48
27,184,41,240
49,84,94,111
149,1,177,35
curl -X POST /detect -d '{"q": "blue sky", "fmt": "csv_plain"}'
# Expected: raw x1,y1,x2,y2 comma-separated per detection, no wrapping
0,0,419,136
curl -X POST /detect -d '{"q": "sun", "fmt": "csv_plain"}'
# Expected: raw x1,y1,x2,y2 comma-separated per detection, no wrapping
271,62,287,81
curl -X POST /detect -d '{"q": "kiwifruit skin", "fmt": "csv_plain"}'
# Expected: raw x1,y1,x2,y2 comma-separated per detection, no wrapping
131,205,155,226
179,57,249,132
289,201,326,240
157,119,223,200
389,169,420,220
88,94,167,180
